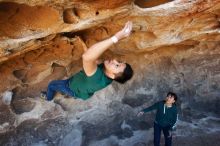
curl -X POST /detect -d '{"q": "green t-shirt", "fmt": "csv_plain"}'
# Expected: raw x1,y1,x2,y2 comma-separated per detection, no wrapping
69,64,113,100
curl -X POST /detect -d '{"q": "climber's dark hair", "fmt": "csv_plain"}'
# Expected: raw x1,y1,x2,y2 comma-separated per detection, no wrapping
167,92,178,102
114,63,133,84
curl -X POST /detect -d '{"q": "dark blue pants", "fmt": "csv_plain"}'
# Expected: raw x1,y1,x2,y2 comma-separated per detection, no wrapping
154,122,172,146
46,79,75,101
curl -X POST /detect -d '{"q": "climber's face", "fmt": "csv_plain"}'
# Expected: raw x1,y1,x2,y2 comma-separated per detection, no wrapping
104,59,126,78
166,95,175,104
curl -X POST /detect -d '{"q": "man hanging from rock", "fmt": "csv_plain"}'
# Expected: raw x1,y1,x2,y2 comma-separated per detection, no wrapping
41,21,133,101
137,92,178,146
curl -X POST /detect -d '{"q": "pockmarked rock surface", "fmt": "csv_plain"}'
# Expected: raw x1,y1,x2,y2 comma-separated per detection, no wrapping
0,0,220,146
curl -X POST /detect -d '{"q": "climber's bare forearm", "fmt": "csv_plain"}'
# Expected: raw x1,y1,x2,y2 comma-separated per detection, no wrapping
82,21,133,76
82,38,113,62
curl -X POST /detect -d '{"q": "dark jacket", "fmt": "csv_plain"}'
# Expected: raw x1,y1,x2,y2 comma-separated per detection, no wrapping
142,101,177,129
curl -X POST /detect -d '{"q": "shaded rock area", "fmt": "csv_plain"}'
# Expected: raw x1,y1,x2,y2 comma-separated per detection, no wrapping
0,0,220,146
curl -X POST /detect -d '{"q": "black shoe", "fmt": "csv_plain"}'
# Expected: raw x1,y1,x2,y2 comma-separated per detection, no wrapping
40,91,47,100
